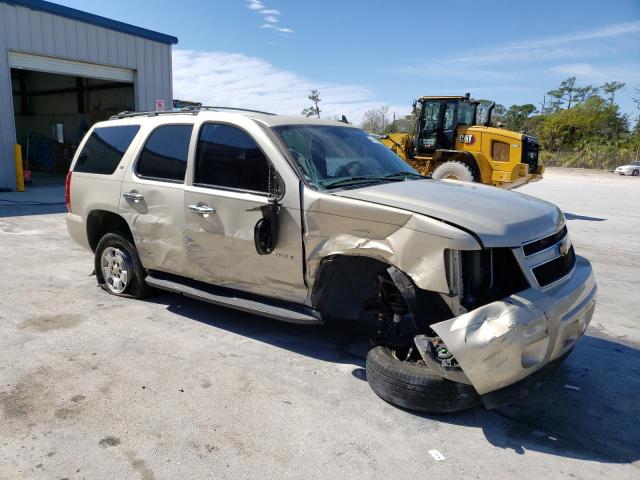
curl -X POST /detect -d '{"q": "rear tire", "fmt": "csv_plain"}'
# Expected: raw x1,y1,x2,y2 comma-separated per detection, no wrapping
633,169,639,176
366,346,480,413
94,233,152,299
432,161,476,182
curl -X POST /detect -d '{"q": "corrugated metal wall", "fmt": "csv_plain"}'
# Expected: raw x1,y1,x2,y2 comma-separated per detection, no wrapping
0,2,173,189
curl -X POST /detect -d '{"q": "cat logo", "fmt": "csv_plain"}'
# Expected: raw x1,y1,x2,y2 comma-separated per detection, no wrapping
458,134,476,145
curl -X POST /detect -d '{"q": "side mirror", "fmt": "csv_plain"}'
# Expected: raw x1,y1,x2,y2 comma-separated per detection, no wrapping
254,198,280,255
254,168,283,255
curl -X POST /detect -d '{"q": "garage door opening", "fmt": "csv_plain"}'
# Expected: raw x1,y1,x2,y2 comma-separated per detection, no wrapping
11,68,134,181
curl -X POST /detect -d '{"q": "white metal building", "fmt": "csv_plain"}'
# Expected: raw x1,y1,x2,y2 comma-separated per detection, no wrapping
0,0,177,190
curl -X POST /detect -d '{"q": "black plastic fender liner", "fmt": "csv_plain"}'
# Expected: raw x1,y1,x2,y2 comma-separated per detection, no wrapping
386,266,419,325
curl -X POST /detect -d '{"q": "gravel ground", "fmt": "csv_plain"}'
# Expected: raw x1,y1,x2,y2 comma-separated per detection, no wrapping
0,168,638,479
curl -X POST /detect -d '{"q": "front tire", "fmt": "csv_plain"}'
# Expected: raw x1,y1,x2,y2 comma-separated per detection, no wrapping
366,346,480,413
94,233,151,299
432,161,476,182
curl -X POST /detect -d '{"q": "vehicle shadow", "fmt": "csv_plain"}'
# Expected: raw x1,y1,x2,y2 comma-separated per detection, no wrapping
152,291,370,366
564,212,607,222
410,334,640,465
150,292,639,465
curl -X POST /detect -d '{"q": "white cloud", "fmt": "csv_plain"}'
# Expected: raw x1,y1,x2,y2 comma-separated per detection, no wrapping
549,63,640,82
400,20,640,82
247,0,264,10
246,0,294,35
457,21,640,65
172,50,408,123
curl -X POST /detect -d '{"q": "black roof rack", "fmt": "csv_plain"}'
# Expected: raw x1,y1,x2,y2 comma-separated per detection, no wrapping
190,106,276,115
110,110,197,120
110,106,276,120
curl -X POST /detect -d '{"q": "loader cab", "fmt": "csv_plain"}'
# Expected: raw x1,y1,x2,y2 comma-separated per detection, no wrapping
413,95,480,156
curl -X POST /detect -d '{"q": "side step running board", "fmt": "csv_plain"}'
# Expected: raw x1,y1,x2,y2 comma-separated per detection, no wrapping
145,272,323,325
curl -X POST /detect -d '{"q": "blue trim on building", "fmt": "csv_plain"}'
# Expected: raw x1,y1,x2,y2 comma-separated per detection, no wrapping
3,0,178,44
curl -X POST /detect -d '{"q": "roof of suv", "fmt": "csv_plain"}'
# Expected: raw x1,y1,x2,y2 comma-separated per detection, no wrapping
106,109,356,129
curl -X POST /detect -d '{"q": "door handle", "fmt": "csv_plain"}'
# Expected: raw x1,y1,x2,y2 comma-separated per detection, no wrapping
123,191,144,202
188,204,216,215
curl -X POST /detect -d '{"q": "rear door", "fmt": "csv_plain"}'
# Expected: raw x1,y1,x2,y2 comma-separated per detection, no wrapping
119,122,193,276
183,121,306,303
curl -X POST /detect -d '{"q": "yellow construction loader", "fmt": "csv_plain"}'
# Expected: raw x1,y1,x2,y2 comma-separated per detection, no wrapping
380,94,544,189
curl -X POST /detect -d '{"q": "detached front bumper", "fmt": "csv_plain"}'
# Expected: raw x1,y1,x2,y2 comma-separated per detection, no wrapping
431,255,596,396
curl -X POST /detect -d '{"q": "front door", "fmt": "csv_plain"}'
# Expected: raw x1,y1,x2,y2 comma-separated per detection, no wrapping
416,100,442,155
439,100,458,150
183,122,306,303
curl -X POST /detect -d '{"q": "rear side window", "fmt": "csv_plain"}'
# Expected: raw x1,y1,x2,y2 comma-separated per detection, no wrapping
195,123,269,193
136,125,193,182
74,125,140,174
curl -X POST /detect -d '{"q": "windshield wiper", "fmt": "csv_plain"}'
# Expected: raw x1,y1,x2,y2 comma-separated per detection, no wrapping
322,176,384,189
382,171,426,180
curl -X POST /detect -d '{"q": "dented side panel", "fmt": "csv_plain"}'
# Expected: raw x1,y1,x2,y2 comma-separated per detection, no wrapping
432,255,596,395
302,188,481,297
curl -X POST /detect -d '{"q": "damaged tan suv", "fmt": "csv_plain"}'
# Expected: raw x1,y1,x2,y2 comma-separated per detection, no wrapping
65,107,596,412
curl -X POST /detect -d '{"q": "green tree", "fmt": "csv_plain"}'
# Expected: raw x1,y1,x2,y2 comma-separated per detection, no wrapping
547,76,577,109
386,107,419,134
601,81,625,107
538,95,629,150
503,104,537,133
301,89,321,118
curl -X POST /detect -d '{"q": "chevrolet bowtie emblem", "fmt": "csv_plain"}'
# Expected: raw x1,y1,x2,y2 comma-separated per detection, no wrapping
558,238,571,256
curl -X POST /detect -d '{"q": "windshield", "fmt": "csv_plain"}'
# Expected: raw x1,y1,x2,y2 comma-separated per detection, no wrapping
273,124,419,190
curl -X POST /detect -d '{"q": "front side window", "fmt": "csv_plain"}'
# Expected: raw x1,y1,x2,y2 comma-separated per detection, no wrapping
443,102,457,130
195,123,270,193
74,125,140,174
457,102,476,126
274,125,419,190
136,125,193,182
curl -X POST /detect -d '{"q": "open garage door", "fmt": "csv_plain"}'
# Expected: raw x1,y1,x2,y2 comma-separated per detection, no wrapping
8,52,134,83
10,53,135,177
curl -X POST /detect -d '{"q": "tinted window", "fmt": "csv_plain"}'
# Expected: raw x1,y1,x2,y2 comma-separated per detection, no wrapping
195,124,270,193
137,125,193,181
443,102,456,130
74,125,140,174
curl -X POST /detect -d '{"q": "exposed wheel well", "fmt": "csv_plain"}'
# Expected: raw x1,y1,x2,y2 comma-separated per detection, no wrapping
310,255,453,327
86,210,134,252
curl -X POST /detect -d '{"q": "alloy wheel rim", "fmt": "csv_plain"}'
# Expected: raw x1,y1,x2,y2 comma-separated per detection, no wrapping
100,246,132,294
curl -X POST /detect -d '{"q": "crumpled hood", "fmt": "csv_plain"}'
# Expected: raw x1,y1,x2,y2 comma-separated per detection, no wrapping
335,179,564,247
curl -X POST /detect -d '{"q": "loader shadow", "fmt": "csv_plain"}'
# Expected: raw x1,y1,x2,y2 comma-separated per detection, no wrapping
564,212,607,222
151,292,639,465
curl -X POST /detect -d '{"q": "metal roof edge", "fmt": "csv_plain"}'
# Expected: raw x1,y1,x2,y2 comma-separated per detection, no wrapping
3,0,179,45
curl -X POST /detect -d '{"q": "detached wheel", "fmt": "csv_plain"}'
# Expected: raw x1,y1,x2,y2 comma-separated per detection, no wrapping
94,233,151,299
366,346,480,413
432,161,476,182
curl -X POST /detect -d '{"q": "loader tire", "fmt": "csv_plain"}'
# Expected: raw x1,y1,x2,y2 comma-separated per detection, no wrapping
432,161,476,182
366,346,480,413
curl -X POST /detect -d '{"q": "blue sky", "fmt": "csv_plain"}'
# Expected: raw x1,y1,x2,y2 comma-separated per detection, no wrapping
55,0,640,123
